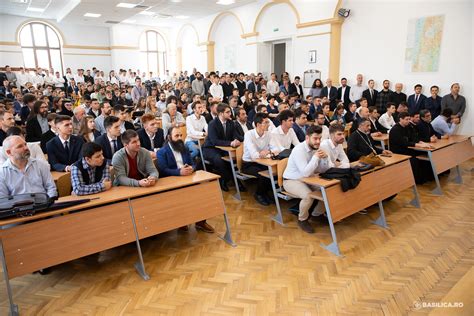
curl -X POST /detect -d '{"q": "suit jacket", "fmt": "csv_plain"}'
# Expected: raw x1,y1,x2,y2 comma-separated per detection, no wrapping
369,118,388,134
234,120,253,142
47,135,84,171
416,120,440,142
247,81,260,93
288,83,304,99
362,89,378,107
204,112,217,124
321,86,338,110
40,130,56,153
87,108,101,119
337,86,351,108
407,94,427,115
347,130,382,162
25,116,45,142
94,134,123,162
124,121,135,131
156,143,194,177
292,122,306,142
203,118,238,150
137,128,164,151
236,80,246,96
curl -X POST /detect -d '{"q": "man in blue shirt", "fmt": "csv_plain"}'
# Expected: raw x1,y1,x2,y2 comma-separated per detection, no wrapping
431,108,459,136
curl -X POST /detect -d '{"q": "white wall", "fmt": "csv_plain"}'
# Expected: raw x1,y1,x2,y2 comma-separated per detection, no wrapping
212,15,247,73
340,0,473,134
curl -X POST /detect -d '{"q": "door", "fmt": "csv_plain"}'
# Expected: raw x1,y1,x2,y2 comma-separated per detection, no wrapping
273,43,286,78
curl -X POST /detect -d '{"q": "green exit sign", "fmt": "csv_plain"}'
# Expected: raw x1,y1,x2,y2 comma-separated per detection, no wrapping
273,28,279,32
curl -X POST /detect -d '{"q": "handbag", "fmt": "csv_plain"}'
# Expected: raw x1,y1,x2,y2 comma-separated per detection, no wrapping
359,152,385,167
0,193,52,219
270,149,292,160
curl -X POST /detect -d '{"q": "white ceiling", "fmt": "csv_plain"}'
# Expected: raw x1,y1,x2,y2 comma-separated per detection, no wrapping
1,0,256,27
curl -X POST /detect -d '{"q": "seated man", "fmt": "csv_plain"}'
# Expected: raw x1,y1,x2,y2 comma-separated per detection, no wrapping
234,107,253,142
112,129,159,187
347,118,392,162
157,126,215,233
71,142,112,195
283,125,333,233
314,111,330,140
270,109,300,152
417,109,442,143
0,135,56,198
242,112,273,206
203,103,241,191
0,126,46,165
378,102,396,130
185,101,207,159
431,108,459,137
368,106,387,134
113,104,135,132
25,100,50,142
40,113,58,153
137,113,164,159
0,110,16,146
95,116,123,163
389,112,433,183
47,115,85,172
320,124,350,168
292,108,308,142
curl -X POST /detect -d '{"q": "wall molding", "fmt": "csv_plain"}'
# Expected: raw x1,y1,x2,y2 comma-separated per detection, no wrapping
0,41,20,46
296,31,331,38
63,44,110,50
253,0,301,33
63,52,111,56
110,46,138,50
0,50,22,54
208,11,245,42
176,23,200,48
245,42,258,46
241,32,259,39
296,17,343,29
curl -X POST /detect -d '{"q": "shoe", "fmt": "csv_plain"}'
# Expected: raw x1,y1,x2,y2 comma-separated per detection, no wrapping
310,214,329,225
195,222,215,233
219,180,229,192
298,219,315,234
254,193,270,206
237,180,247,192
264,192,275,204
358,210,368,215
178,225,189,232
38,268,51,275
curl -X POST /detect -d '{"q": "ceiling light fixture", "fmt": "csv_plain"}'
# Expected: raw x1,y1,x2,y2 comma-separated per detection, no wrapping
84,13,101,18
216,0,235,5
139,10,155,16
122,19,136,23
116,3,137,8
26,7,46,12
175,15,189,19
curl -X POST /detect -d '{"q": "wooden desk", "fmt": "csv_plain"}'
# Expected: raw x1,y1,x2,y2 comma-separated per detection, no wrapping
254,158,285,226
0,171,234,316
302,154,420,256
409,135,474,195
216,145,242,201
372,134,389,150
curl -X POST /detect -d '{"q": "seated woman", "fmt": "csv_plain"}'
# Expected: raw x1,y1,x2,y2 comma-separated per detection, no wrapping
79,115,101,143
331,104,346,127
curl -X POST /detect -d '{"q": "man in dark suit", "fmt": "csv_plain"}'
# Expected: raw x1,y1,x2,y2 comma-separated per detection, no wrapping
423,85,442,119
87,98,101,119
137,113,164,159
336,77,351,109
390,83,407,106
407,84,427,115
320,78,338,110
94,116,123,163
234,107,253,142
247,78,260,94
0,111,16,146
362,79,378,108
47,115,84,171
292,108,308,142
235,73,246,97
40,113,58,153
221,74,234,102
288,76,304,100
204,101,218,124
157,125,215,233
203,103,241,191
417,109,441,142
26,100,50,142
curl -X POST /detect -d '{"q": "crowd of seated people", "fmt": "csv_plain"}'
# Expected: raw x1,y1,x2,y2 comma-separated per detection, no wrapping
0,65,467,234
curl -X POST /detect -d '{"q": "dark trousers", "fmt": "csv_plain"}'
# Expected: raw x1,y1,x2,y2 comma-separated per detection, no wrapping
241,161,272,195
203,147,233,183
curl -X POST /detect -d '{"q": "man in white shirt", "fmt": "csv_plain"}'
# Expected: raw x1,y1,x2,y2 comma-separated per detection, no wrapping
74,69,85,84
53,71,65,89
185,102,208,159
16,67,31,88
270,110,300,152
32,69,44,88
266,73,280,96
319,124,350,168
209,76,223,101
283,125,333,233
378,102,397,130
242,112,274,206
350,74,366,103
314,111,330,140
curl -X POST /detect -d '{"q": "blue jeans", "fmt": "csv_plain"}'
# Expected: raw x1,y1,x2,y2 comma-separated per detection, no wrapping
186,140,199,159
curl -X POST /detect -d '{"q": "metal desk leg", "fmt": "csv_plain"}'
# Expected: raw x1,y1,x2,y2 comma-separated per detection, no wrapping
0,239,19,316
127,199,150,281
452,165,463,184
218,190,236,246
197,140,207,171
409,185,421,208
320,188,342,257
226,150,241,201
372,201,389,229
380,140,386,151
427,151,443,195
268,165,285,226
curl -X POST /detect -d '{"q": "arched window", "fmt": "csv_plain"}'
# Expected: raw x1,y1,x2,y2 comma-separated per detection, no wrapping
139,31,167,77
19,22,63,74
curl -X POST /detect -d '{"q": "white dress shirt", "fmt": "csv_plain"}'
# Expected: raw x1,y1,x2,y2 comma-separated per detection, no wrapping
320,139,350,168
16,72,31,87
185,114,208,142
32,74,44,87
378,112,396,130
350,84,367,102
53,76,65,88
243,129,272,162
283,141,334,179
169,144,184,168
270,126,300,152
321,125,330,140
267,80,280,96
74,74,85,84
209,83,224,100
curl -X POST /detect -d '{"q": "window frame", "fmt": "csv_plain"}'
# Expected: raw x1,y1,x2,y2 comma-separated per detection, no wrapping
140,30,167,76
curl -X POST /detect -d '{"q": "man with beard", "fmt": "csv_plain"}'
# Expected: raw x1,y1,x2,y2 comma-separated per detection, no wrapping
156,92,167,113
26,100,50,142
375,80,393,114
191,71,205,96
157,126,215,233
319,124,350,168
282,125,333,233
94,101,112,135
0,110,16,146
0,135,56,198
347,118,392,162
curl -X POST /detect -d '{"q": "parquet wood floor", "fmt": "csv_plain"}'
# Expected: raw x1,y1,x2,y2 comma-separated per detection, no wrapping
1,161,473,315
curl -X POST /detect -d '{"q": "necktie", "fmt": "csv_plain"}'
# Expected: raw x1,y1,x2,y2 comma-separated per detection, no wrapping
112,139,118,153
415,94,419,104
223,122,227,135
64,140,70,157
370,90,373,100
